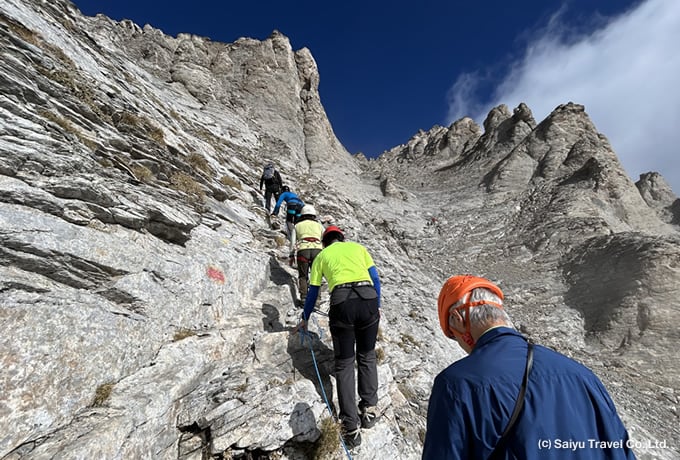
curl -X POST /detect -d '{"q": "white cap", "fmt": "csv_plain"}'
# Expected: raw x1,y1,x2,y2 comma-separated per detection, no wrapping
300,204,317,216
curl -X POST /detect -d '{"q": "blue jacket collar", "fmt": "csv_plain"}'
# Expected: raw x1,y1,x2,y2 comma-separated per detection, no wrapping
473,326,522,352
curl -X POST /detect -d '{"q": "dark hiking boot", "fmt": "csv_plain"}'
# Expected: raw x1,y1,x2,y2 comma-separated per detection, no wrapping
342,427,362,449
360,406,379,429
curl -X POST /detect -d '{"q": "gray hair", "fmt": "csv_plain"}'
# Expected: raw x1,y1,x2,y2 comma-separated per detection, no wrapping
452,287,514,329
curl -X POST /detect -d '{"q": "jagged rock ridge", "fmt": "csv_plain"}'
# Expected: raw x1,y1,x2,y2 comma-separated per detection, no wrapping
1,1,679,459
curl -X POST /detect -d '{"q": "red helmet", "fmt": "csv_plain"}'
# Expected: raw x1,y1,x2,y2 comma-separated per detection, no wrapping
322,225,344,247
437,275,504,343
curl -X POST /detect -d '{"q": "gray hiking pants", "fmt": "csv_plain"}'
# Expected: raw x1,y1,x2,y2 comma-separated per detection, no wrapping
329,286,380,431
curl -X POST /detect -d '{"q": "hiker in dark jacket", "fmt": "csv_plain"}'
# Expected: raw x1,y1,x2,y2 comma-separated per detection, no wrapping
259,162,283,213
422,275,635,460
271,186,304,241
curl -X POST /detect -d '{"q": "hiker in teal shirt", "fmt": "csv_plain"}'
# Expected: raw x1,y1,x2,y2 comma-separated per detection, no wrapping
271,185,304,241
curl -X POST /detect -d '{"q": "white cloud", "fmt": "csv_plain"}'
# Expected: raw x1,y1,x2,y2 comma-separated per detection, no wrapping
446,72,486,123
447,0,680,195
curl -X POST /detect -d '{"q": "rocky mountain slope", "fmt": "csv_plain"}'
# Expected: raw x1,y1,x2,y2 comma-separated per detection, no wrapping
1,0,679,459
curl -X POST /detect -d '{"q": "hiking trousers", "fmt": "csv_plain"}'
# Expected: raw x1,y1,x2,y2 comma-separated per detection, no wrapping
284,203,303,241
296,248,321,299
328,290,380,431
263,188,280,213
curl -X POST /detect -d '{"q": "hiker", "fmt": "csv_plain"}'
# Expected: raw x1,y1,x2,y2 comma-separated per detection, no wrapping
288,204,324,304
259,162,283,213
271,185,304,240
422,275,635,460
293,226,381,448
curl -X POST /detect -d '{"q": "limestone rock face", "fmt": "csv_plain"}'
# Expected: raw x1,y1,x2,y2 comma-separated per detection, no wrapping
636,171,680,224
1,1,679,460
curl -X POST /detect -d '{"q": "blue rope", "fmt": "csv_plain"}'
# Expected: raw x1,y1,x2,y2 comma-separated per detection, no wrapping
300,328,353,459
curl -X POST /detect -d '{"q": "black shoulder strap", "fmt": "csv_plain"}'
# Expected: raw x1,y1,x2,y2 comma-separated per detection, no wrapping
487,339,534,460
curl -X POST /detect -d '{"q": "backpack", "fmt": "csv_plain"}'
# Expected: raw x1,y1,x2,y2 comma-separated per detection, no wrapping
263,164,275,180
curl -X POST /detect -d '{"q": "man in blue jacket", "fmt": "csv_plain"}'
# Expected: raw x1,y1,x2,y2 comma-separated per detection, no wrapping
423,275,636,460
271,185,304,241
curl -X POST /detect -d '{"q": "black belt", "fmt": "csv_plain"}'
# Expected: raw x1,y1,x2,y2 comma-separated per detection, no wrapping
334,281,372,290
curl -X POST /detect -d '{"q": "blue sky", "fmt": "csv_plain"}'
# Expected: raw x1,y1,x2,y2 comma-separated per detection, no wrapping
73,0,680,194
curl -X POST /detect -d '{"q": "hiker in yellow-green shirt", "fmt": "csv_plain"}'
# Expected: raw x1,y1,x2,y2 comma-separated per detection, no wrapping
288,204,324,304
294,225,382,449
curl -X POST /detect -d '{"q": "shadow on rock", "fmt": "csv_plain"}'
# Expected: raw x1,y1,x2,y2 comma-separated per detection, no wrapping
287,331,336,412
250,189,265,208
671,198,680,225
289,401,320,442
269,255,297,301
262,302,285,332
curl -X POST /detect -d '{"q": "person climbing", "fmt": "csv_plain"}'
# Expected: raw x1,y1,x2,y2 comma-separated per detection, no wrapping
422,274,635,460
259,161,283,214
271,185,304,241
293,226,382,449
288,204,324,305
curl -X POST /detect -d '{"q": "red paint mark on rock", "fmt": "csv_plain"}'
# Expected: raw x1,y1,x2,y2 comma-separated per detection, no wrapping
207,266,225,284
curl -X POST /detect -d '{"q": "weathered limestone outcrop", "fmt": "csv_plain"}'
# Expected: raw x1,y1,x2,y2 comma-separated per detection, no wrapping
636,171,680,224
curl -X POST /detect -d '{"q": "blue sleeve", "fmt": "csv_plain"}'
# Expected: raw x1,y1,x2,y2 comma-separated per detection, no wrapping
368,265,381,307
272,192,286,214
302,285,320,320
